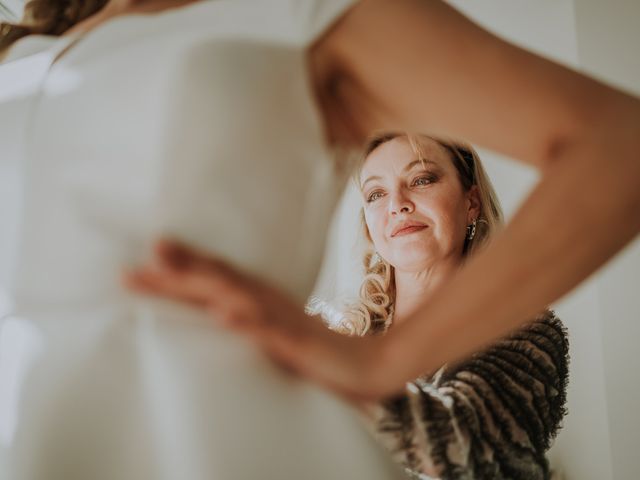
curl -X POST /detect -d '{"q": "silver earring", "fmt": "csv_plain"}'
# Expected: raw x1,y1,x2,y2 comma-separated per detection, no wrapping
372,252,382,264
466,219,477,241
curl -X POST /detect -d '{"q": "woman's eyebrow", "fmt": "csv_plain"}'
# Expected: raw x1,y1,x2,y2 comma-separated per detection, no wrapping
404,159,439,171
361,159,440,189
361,175,382,190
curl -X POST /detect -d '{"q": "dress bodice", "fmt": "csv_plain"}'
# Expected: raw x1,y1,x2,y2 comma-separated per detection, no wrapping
0,2,405,479
3,0,353,310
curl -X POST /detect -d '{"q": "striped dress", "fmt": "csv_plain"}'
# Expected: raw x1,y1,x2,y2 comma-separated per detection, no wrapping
365,310,569,480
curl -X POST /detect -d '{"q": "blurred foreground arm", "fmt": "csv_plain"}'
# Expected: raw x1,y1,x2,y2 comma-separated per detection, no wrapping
128,1,639,401
312,0,640,392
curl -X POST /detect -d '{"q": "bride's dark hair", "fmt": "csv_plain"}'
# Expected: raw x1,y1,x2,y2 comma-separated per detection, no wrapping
1,0,107,56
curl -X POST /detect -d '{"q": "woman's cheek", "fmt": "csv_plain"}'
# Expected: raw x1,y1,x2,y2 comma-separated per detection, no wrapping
363,205,382,232
364,209,386,251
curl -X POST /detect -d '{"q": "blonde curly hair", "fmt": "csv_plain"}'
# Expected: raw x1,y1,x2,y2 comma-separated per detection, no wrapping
339,133,504,336
0,0,107,58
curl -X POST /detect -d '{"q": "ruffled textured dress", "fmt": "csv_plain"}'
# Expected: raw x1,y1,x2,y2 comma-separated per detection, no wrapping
366,310,569,480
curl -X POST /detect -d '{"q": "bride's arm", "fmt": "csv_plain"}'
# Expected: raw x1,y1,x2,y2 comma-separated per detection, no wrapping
313,0,640,386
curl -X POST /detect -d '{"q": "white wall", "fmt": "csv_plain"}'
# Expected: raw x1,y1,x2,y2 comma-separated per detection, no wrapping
572,2,640,479
314,2,640,478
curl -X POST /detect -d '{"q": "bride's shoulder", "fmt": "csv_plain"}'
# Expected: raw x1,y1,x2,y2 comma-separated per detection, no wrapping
287,0,359,44
1,34,62,65
180,0,358,45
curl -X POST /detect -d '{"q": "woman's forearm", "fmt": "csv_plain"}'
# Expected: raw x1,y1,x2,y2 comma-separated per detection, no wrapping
384,100,640,381
319,0,640,388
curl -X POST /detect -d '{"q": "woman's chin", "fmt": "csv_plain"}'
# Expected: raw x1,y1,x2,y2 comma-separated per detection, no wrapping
391,249,441,272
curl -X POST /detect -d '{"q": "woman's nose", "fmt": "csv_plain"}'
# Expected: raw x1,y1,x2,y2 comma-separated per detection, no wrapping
389,192,414,215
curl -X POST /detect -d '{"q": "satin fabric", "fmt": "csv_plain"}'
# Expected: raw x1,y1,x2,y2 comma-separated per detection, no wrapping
0,1,404,478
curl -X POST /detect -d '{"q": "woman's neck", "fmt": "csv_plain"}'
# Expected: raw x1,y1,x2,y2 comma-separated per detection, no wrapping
393,258,461,326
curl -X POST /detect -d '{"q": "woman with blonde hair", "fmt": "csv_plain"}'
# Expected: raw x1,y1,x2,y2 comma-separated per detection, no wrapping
134,134,569,479
337,133,504,337
1,0,636,478
338,134,567,479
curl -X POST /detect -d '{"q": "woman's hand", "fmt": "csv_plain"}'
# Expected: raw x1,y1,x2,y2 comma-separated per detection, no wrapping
124,239,403,402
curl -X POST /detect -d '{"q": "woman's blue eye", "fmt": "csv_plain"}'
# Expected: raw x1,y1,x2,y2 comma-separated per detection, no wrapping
412,175,436,186
367,191,384,202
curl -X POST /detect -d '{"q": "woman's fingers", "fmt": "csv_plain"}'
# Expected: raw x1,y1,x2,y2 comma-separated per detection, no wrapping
129,268,263,326
128,240,236,297
155,239,247,284
153,239,194,270
125,239,392,399
125,242,270,330
124,266,226,306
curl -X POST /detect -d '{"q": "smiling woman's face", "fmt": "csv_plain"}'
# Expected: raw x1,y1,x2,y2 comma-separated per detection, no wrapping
360,137,479,273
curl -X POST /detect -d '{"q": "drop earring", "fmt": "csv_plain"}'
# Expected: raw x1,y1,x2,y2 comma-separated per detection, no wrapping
466,218,477,241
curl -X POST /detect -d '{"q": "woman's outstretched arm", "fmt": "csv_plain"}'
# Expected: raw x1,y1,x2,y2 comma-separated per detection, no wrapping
127,1,638,401
310,0,640,389
124,248,569,478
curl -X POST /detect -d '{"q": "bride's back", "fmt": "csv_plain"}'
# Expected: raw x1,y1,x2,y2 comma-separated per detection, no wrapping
0,1,403,478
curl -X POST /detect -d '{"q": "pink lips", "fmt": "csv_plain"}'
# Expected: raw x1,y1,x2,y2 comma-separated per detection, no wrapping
391,222,428,237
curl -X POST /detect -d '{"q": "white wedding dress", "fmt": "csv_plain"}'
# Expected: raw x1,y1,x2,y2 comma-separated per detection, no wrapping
0,1,405,479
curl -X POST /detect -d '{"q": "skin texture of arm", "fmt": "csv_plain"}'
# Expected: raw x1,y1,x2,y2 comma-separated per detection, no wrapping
127,0,640,401
308,0,640,393
125,246,570,478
